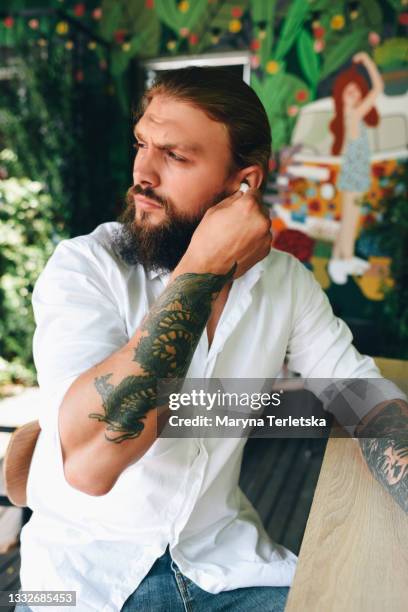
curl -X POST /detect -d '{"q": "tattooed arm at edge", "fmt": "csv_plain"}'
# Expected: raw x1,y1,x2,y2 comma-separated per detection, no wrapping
88,265,236,443
356,399,408,513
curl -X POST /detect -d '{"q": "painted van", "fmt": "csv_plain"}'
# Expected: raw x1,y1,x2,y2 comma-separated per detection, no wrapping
273,92,408,243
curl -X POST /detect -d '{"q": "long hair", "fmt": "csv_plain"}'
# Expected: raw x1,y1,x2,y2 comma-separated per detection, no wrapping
136,67,272,190
330,66,379,155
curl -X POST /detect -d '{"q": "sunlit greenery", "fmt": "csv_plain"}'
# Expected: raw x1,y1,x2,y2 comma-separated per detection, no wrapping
0,149,67,385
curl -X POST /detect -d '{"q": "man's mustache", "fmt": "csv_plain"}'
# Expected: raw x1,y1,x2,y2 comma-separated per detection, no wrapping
126,184,168,209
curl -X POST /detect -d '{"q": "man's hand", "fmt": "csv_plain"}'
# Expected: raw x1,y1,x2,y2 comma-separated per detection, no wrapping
174,188,272,280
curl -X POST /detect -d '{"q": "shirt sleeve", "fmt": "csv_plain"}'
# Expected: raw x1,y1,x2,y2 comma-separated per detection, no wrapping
32,237,129,432
285,258,406,430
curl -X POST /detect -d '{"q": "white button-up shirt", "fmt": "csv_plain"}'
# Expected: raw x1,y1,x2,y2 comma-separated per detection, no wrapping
20,222,401,612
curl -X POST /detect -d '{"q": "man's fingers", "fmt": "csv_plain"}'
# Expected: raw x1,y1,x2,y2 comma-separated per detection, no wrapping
210,189,242,211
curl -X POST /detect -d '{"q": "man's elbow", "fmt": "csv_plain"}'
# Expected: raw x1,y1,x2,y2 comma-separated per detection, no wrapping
63,454,115,497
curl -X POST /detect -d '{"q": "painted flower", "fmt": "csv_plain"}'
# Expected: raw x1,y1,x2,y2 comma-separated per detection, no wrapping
308,200,321,212
398,12,408,25
56,21,69,35
28,19,39,29
330,15,345,30
92,8,103,19
250,39,261,51
3,17,14,28
268,158,277,172
250,55,260,69
122,42,131,52
368,32,380,46
114,29,127,44
266,60,279,74
231,7,243,18
73,3,86,17
145,0,154,8
65,40,74,50
229,19,242,33
287,105,299,117
273,229,315,262
373,164,386,177
178,1,190,13
167,40,177,50
306,187,317,198
313,39,325,53
179,27,190,37
313,26,325,39
295,89,308,102
189,33,198,45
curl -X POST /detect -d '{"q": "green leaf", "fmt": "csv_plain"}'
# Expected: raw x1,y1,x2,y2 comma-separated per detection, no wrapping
99,0,122,40
251,71,310,149
374,38,408,68
359,0,382,30
274,0,309,61
320,28,370,80
297,29,320,89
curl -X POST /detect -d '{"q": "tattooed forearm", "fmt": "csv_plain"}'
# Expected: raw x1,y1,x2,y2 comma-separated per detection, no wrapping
357,400,408,513
89,265,236,442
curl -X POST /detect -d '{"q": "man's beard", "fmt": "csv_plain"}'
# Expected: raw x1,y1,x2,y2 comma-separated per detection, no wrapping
112,184,229,273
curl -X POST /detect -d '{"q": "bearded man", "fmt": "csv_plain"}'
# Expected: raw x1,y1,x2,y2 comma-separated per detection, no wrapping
18,68,407,612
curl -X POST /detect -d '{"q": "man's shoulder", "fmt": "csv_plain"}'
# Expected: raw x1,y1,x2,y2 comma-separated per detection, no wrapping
59,221,121,257
51,222,133,273
261,247,311,284
34,222,140,301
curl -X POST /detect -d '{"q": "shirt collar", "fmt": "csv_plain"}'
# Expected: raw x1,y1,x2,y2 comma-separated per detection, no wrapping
145,256,268,289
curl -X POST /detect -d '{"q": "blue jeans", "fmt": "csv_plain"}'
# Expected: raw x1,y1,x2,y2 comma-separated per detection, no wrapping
16,549,289,611
121,547,289,611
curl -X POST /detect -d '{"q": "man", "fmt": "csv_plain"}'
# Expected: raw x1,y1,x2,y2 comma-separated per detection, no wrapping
19,68,407,612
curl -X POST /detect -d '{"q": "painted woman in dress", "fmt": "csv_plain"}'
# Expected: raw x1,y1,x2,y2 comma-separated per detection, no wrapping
328,52,383,285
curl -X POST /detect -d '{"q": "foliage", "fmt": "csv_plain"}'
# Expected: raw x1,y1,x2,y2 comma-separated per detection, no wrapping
0,149,67,385
0,48,73,228
365,161,408,357
374,38,408,70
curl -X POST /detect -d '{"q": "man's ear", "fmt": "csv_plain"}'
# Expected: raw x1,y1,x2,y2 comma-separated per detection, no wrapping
239,166,264,190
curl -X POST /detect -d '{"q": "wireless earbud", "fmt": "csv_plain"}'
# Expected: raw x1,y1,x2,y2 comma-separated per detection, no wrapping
239,182,249,193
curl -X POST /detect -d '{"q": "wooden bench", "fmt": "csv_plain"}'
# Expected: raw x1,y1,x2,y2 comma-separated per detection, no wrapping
285,357,408,612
